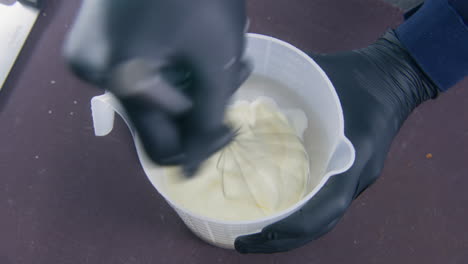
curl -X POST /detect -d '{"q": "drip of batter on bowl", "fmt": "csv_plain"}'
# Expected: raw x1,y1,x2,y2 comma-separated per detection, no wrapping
164,97,310,221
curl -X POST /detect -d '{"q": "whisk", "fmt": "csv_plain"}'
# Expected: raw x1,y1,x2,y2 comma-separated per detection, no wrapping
216,101,310,214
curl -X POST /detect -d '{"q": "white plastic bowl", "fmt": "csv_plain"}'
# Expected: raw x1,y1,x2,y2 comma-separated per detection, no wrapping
90,33,355,249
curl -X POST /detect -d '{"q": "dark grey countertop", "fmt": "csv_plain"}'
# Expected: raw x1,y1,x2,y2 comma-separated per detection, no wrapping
1,0,467,263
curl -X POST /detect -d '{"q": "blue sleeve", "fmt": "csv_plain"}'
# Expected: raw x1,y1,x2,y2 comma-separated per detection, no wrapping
396,0,468,91
449,0,468,23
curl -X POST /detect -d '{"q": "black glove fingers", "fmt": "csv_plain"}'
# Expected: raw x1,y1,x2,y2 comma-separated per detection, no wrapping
108,59,186,164
235,218,341,254
235,59,253,90
124,105,183,165
108,59,193,116
263,173,355,237
177,51,243,173
221,58,253,95
234,172,357,253
235,234,311,254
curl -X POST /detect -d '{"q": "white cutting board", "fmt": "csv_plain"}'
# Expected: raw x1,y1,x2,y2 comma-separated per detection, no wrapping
0,0,40,90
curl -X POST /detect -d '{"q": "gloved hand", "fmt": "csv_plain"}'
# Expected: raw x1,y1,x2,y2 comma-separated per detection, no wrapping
64,0,251,174
235,30,439,253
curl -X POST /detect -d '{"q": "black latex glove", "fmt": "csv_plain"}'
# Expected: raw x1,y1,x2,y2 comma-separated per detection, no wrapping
64,0,251,174
235,30,439,254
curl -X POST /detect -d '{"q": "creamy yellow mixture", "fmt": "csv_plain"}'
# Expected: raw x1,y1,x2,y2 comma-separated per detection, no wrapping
164,98,309,221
